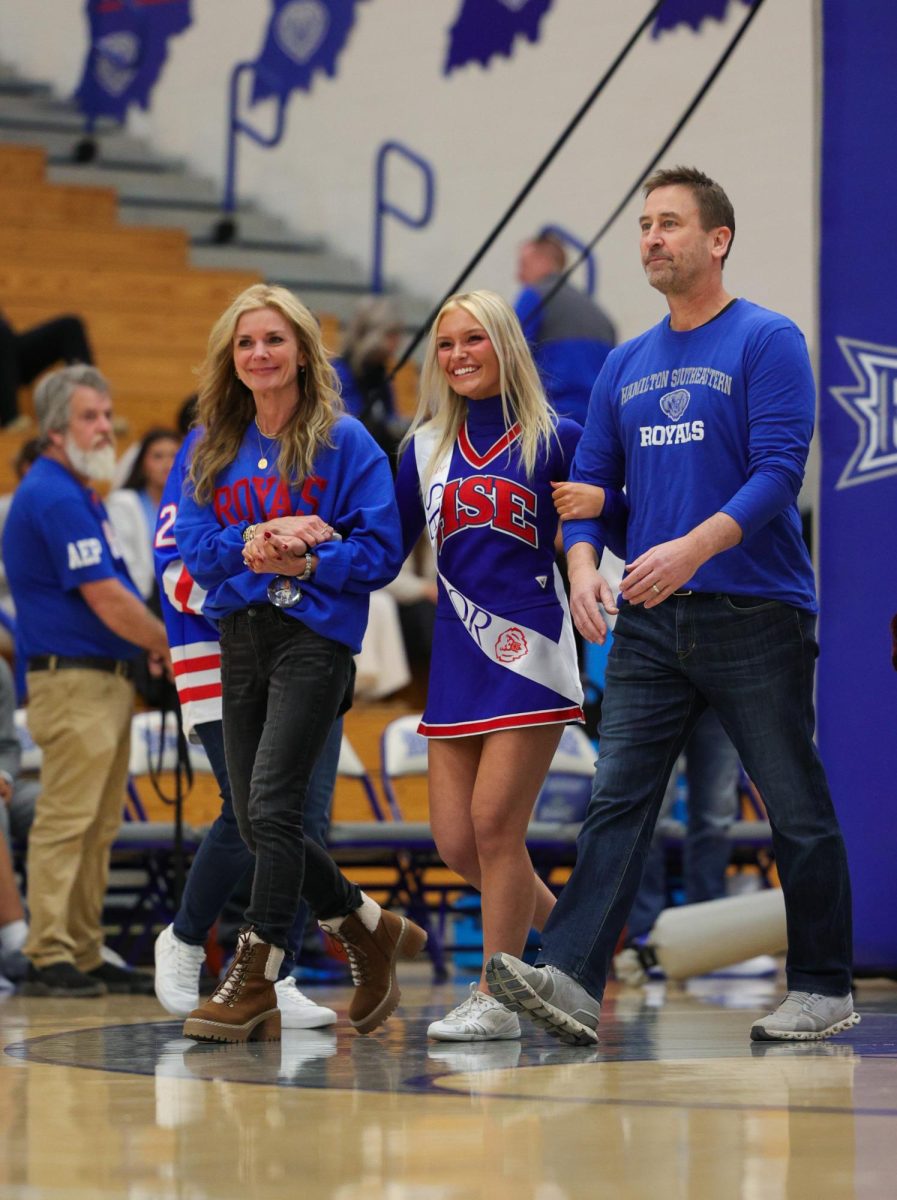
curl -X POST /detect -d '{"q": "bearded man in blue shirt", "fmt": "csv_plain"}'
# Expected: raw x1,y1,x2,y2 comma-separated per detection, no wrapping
487,166,858,1046
4,366,170,997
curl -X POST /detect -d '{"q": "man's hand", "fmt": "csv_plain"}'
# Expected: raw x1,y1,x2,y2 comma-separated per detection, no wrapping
0,775,12,805
551,481,606,521
621,536,702,608
621,512,743,608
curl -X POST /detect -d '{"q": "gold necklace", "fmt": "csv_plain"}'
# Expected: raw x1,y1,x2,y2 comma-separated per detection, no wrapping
254,416,278,470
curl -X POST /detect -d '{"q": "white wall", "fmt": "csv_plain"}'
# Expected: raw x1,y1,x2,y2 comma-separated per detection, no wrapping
0,0,816,348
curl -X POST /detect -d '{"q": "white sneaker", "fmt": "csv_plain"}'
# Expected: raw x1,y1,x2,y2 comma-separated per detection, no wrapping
427,983,521,1042
275,976,338,1029
154,924,206,1017
750,991,861,1042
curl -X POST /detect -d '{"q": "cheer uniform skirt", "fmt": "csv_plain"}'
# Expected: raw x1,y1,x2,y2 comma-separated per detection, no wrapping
418,605,584,739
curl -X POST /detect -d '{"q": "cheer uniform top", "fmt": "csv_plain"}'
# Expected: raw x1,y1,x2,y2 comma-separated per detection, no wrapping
174,415,402,655
154,432,222,734
3,456,142,660
396,395,595,738
562,299,818,611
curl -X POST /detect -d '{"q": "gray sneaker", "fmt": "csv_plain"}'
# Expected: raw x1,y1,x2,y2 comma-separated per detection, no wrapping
485,953,600,1046
750,991,860,1042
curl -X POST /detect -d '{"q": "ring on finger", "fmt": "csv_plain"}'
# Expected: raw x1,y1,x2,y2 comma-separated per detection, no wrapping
652,583,662,595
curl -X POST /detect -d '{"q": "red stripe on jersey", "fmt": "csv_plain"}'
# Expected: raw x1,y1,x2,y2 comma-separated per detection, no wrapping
458,420,522,469
173,654,221,677
173,564,197,611
419,706,584,738
178,683,223,703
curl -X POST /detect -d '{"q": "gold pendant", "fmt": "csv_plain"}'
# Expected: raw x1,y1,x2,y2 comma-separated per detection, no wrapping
258,456,268,469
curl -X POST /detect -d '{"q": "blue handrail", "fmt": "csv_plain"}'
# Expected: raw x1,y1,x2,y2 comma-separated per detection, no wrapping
371,141,436,293
219,61,289,236
542,223,597,298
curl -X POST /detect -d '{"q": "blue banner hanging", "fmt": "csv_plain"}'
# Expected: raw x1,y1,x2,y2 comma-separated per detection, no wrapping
444,0,554,75
652,0,755,37
818,0,897,972
74,0,192,123
251,0,368,104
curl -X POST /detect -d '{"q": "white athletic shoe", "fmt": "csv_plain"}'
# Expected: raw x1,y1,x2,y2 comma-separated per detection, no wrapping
275,976,338,1029
750,991,861,1042
154,924,206,1017
427,983,521,1042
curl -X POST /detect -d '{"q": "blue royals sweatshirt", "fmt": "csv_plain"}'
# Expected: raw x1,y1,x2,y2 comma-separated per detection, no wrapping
562,299,819,611
174,415,402,653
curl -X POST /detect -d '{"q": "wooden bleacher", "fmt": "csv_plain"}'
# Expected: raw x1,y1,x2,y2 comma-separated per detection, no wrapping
0,142,416,492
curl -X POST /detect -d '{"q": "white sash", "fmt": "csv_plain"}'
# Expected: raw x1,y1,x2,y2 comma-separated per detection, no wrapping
414,427,583,706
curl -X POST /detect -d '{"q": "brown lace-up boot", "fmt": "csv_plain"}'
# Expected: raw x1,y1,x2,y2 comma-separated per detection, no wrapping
183,929,283,1043
319,909,427,1034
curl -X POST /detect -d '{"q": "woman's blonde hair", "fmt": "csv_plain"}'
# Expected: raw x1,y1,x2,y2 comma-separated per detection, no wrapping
402,289,555,485
189,283,342,504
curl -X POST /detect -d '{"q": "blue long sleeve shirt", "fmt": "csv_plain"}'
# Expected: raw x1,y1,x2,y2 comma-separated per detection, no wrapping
562,299,818,611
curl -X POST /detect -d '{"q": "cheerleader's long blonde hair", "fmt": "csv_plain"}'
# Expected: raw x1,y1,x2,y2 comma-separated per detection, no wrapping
402,289,556,486
189,284,342,505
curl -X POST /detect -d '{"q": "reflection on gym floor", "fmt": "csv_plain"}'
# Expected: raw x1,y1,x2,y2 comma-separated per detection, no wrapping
2,973,897,1200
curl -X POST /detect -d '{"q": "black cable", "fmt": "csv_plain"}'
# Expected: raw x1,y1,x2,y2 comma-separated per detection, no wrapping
531,0,767,321
391,0,666,375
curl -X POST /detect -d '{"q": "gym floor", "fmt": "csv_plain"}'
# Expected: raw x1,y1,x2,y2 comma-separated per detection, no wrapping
2,964,896,1199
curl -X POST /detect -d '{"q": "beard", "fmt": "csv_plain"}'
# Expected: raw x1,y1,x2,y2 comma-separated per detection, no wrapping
65,434,117,483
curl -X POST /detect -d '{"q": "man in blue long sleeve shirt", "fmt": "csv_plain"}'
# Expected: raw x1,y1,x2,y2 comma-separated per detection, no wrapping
487,166,858,1046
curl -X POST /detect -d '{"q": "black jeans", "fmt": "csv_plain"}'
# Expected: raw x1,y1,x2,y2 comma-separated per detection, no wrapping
219,605,361,950
0,315,93,424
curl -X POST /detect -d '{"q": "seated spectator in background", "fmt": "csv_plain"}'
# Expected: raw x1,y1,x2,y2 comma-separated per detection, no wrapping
0,308,93,428
0,834,27,989
0,657,39,852
0,654,33,988
514,230,616,426
333,297,408,466
353,589,411,701
386,555,437,673
107,428,180,600
3,365,170,998
177,393,198,436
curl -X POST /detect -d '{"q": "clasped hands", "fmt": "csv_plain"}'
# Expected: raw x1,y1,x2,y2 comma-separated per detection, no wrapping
242,514,333,575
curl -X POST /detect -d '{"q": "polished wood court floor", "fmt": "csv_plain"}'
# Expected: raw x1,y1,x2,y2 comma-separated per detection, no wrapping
2,966,896,1199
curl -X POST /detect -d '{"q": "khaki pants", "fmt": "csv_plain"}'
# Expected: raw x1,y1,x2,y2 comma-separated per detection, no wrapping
23,668,134,970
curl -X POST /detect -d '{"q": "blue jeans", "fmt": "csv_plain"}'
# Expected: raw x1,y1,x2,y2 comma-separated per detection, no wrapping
626,707,740,938
218,606,361,949
541,595,853,999
172,716,345,954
